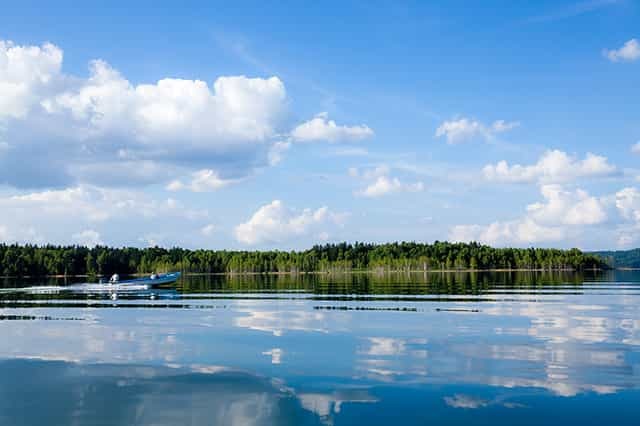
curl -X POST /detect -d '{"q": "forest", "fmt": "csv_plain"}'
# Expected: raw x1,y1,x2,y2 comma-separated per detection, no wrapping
0,241,607,277
590,248,640,269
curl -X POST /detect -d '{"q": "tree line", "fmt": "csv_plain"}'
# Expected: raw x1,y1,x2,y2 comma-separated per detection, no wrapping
590,249,640,269
0,241,607,277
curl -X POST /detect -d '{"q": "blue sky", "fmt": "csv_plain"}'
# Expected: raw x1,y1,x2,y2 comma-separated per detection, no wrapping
0,0,639,250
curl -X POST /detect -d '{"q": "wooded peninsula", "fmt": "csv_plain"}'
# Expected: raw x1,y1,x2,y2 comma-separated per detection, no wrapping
0,242,607,277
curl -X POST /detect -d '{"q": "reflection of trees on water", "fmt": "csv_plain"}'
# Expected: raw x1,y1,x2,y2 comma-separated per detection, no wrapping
1,270,638,423
0,269,626,296
177,270,617,295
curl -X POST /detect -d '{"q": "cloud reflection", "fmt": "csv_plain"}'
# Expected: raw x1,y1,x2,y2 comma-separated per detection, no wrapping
1,278,639,403
0,359,322,426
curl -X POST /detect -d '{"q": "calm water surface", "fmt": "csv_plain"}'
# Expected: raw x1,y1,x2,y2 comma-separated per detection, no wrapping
0,271,639,425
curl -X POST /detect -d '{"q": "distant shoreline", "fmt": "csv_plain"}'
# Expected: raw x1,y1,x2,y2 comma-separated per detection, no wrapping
0,242,607,277
0,267,612,279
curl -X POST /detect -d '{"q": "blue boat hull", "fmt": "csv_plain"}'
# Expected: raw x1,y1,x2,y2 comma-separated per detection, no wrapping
116,272,182,287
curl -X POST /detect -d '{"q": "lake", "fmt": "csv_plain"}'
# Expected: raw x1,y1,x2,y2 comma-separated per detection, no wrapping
1,270,639,425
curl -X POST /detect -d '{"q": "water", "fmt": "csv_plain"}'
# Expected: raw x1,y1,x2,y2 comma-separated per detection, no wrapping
0,271,639,425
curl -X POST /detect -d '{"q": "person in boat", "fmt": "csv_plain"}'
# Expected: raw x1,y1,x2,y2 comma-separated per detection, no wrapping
109,273,120,284
150,272,158,280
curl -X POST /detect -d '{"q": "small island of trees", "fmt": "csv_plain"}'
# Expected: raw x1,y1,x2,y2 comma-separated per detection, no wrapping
0,241,607,277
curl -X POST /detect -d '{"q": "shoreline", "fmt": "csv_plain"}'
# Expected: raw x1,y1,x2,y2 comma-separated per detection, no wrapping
0,267,613,279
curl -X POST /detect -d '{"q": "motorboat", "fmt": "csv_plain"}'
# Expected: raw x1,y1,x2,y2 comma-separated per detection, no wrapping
106,272,182,288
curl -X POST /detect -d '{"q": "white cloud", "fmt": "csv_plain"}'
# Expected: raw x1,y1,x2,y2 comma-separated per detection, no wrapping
8,186,129,222
357,175,424,198
0,225,43,245
167,169,240,192
72,229,103,247
604,38,640,62
615,187,640,221
631,142,640,154
0,185,208,246
435,117,519,144
436,118,483,144
45,61,287,146
491,120,520,133
0,39,289,189
0,40,63,119
483,150,616,184
527,184,607,226
234,200,347,245
4,185,185,222
291,112,374,143
450,185,606,246
351,165,424,198
450,219,565,246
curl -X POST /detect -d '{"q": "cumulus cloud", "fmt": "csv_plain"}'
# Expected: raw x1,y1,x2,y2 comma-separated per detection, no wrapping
604,38,640,62
450,219,565,247
483,150,616,184
46,63,287,146
7,186,134,222
435,117,519,144
4,185,197,222
615,187,640,222
0,225,43,245
450,185,607,246
500,186,640,249
614,199,640,247
358,176,424,198
234,200,347,245
631,142,640,154
0,40,63,119
351,165,424,198
0,39,289,189
527,185,607,226
166,169,241,192
0,185,208,246
291,112,374,143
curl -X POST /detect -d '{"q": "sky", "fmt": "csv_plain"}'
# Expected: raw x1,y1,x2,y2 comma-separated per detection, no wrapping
0,0,639,251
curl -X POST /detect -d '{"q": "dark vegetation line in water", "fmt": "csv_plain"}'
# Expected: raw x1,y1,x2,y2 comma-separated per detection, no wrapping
0,241,607,277
0,314,85,321
0,301,230,309
314,306,418,312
